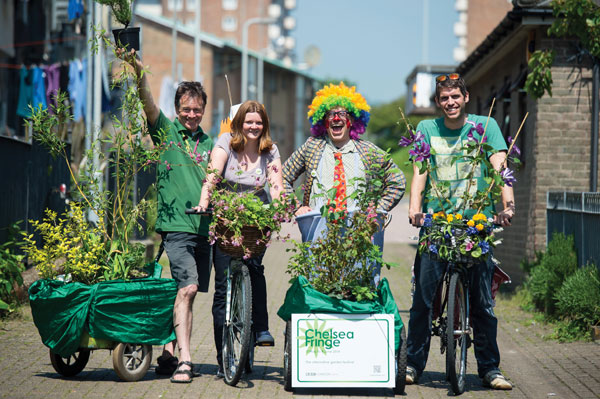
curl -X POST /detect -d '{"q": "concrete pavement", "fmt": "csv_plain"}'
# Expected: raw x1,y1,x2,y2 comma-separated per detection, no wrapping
1,201,599,398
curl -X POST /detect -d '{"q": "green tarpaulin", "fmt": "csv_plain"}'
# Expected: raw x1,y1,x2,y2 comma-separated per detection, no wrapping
29,262,177,357
277,276,404,351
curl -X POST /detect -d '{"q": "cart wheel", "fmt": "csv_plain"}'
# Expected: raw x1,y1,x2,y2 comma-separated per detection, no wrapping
394,326,407,395
112,343,152,382
49,349,90,377
283,320,293,392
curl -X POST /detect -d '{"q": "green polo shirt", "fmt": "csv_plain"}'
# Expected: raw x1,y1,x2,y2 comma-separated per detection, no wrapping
148,111,212,235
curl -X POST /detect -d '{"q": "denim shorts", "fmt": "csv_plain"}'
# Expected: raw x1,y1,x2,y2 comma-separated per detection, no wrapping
161,232,212,291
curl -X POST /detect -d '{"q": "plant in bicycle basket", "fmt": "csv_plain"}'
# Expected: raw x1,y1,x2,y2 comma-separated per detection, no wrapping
196,159,297,259
23,29,164,284
398,108,524,263
286,150,395,302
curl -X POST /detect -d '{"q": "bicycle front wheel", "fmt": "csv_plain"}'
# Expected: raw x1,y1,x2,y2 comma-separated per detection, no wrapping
446,271,468,395
222,259,253,386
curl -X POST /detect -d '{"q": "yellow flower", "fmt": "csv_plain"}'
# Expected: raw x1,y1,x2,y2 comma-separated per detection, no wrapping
467,220,475,227
433,211,446,220
446,215,454,223
473,213,486,221
476,223,484,231
455,214,462,220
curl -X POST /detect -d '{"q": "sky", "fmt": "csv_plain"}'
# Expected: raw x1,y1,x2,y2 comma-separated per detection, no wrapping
292,0,459,105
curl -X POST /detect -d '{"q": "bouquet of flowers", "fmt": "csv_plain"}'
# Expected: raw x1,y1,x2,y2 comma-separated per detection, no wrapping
398,107,525,263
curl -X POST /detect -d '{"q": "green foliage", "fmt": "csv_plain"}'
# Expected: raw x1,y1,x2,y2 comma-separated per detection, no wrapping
286,150,395,302
24,32,163,284
0,222,25,316
95,0,132,27
524,50,555,99
549,0,600,58
524,0,600,99
555,264,600,331
525,233,578,316
368,97,427,150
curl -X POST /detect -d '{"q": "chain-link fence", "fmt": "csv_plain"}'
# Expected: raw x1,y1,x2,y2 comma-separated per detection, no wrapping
547,191,600,268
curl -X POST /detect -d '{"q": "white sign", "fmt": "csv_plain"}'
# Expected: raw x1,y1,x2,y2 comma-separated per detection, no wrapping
291,313,395,388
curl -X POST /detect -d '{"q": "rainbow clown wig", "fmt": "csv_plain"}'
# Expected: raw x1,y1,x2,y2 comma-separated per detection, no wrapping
307,82,371,139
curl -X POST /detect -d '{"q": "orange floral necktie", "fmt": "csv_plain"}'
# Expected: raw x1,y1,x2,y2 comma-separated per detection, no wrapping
332,152,347,212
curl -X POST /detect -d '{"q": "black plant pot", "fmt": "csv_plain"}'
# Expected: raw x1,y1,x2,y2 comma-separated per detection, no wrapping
113,27,140,51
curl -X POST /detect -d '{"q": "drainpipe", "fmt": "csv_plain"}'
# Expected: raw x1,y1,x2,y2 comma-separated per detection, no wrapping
591,58,599,192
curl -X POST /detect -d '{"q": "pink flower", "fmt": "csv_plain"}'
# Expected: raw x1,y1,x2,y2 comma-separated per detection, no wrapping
465,241,474,251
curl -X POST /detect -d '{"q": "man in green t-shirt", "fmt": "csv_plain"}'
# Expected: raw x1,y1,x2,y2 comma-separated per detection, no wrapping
405,74,515,390
121,49,212,383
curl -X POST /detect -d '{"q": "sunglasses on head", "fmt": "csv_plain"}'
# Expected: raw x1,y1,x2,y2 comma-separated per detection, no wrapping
436,73,460,83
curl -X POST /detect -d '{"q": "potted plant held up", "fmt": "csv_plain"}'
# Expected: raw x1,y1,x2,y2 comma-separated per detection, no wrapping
95,0,140,51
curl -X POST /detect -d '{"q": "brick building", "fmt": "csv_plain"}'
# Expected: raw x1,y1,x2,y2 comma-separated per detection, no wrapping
453,0,514,62
135,9,317,159
456,2,600,282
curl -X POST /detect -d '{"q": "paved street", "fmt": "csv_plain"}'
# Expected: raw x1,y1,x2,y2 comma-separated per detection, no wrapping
1,200,599,398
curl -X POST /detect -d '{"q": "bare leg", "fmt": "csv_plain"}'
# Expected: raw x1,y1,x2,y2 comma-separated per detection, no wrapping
162,340,177,358
171,284,197,381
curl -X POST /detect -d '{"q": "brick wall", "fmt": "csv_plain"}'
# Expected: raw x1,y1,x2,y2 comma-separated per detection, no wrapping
466,0,513,55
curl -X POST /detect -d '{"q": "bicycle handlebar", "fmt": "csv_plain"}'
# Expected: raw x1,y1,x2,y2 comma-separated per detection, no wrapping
185,208,213,216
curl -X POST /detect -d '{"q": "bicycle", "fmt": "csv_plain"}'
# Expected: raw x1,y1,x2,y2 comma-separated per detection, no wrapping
185,208,257,386
427,229,510,395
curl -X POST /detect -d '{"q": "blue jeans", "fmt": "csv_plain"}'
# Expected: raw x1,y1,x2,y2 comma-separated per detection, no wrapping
406,249,501,378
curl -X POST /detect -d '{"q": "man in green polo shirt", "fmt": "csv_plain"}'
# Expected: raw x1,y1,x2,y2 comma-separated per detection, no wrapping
121,49,212,383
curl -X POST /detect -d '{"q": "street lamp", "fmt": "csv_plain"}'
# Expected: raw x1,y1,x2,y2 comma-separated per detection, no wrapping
242,17,277,102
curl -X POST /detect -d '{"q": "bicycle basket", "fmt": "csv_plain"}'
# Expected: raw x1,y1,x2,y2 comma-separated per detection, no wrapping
215,222,270,258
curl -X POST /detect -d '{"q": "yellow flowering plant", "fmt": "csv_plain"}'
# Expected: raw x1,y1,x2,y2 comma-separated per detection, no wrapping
23,31,162,284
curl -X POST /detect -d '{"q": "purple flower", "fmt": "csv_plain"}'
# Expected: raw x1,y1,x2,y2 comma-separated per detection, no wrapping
398,129,424,147
479,241,490,254
507,136,521,156
409,141,431,162
475,123,484,135
500,167,516,187
429,244,438,254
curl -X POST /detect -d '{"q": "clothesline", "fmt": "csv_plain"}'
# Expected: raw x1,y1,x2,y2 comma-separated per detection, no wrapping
0,35,86,50
0,60,73,70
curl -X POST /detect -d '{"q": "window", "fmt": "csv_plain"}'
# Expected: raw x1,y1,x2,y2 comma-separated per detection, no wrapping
222,15,237,32
167,0,183,12
186,0,197,11
222,0,238,10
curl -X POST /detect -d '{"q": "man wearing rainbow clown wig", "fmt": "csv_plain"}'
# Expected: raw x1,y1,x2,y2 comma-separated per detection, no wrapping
282,82,405,234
